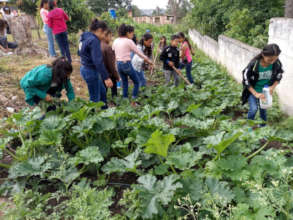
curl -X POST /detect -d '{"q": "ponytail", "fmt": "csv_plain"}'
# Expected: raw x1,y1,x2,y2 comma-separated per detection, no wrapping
139,33,153,57
178,32,193,54
90,18,108,32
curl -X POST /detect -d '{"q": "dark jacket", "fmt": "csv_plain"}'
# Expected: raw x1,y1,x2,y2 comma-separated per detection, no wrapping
160,45,180,71
101,41,119,81
78,32,109,81
241,59,284,105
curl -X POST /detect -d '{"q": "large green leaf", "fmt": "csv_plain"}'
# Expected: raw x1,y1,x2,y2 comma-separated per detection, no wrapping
136,174,182,219
166,143,202,170
208,132,243,158
9,157,49,178
70,146,104,166
102,149,141,174
205,177,234,206
144,130,175,158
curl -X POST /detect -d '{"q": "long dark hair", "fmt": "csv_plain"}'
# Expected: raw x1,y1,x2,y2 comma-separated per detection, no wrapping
48,57,73,88
178,32,193,54
139,33,153,58
0,19,7,33
49,0,56,10
90,18,108,32
159,36,167,49
252,44,281,61
40,0,49,9
118,24,135,37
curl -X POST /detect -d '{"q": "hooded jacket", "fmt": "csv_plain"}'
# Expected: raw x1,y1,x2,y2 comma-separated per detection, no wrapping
241,59,284,105
47,8,68,35
78,32,109,81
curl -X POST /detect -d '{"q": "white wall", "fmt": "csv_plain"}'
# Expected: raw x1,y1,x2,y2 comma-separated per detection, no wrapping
269,18,293,115
189,18,293,115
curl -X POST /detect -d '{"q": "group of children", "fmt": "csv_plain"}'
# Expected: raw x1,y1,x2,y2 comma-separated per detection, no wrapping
19,10,284,127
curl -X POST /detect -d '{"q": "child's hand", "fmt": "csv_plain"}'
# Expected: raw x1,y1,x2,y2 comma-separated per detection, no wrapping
269,86,274,95
255,93,265,100
105,78,113,88
168,61,174,67
45,95,52,102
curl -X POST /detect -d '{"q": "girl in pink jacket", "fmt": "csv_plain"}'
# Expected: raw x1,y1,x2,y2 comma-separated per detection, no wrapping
47,0,71,63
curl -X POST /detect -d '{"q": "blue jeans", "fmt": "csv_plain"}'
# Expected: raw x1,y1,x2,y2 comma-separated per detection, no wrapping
180,61,194,84
136,70,146,87
43,24,56,57
117,61,139,99
248,94,267,124
55,32,71,63
80,66,106,104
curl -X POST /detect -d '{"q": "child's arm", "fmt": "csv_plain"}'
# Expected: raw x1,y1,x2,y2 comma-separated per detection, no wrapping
130,40,152,65
62,9,69,21
0,44,8,52
65,80,75,101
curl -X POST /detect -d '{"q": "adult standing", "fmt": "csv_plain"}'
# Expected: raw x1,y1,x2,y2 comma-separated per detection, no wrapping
47,0,71,63
40,0,57,58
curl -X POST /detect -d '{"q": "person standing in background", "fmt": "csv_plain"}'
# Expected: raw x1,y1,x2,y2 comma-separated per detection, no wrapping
178,32,194,84
40,0,57,58
101,29,120,100
78,18,113,107
112,24,153,106
132,33,154,87
47,0,71,63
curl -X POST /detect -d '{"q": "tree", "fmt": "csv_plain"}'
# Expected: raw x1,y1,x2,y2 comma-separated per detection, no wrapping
186,0,284,47
132,5,141,17
12,0,38,16
166,0,190,23
57,0,94,33
87,0,131,15
152,6,163,16
285,0,293,18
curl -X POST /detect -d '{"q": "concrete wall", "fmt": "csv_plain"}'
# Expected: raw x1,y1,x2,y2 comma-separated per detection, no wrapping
269,18,293,115
189,18,293,115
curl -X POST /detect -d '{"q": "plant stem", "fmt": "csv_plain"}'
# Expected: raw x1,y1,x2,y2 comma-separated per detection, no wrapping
247,141,269,160
0,162,10,169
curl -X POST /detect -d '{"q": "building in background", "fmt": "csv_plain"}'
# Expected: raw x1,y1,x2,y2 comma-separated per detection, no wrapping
133,15,174,25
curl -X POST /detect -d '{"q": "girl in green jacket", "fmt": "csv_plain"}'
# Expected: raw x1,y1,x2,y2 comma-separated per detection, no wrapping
20,57,75,106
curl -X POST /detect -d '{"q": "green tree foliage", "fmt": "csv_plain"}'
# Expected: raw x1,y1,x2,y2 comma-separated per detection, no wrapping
132,5,142,17
87,0,131,15
187,0,284,48
11,0,38,16
58,0,94,33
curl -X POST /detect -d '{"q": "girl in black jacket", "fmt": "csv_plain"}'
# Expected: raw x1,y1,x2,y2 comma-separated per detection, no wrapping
242,44,283,127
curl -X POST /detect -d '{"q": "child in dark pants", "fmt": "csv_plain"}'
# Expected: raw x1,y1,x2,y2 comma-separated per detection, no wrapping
101,29,120,100
47,1,71,63
0,19,17,55
160,35,181,86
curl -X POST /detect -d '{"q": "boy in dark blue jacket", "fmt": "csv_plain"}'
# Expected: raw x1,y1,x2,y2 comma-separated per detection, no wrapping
78,18,113,105
160,35,180,86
